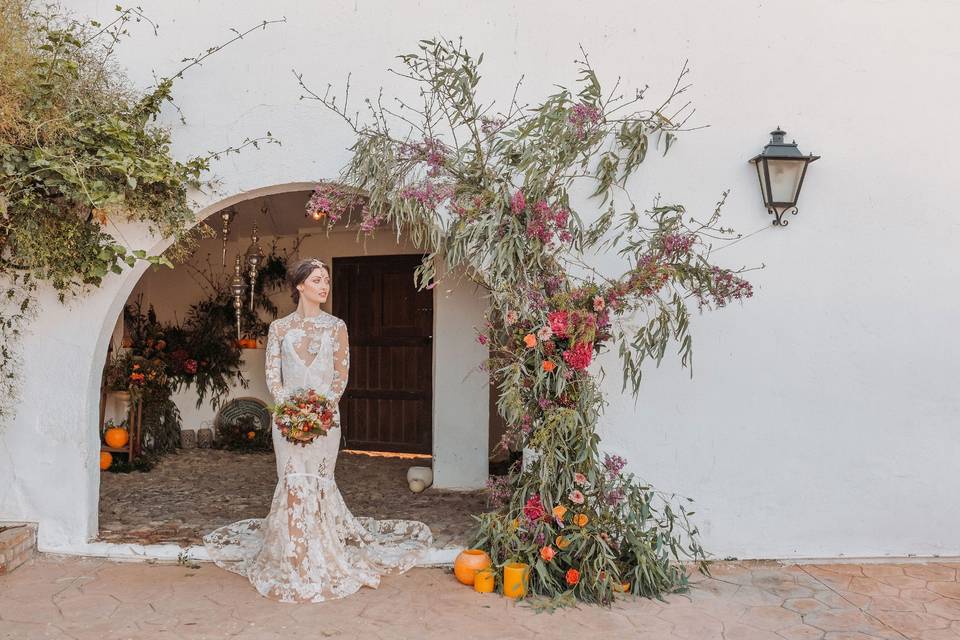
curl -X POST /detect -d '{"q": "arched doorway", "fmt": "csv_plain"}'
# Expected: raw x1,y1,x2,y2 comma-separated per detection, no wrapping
92,184,493,557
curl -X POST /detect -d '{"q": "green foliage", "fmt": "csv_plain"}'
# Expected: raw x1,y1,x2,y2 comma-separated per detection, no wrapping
0,1,281,429
302,37,756,604
214,414,273,452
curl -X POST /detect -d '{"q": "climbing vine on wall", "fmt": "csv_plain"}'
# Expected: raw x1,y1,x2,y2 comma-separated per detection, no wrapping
0,1,281,428
299,38,756,604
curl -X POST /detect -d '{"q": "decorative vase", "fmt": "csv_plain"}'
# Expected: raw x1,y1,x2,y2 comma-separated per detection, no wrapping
99,451,112,470
104,427,129,449
112,390,131,413
473,568,495,594
180,429,197,449
503,562,529,599
197,427,213,449
406,466,433,487
453,549,492,586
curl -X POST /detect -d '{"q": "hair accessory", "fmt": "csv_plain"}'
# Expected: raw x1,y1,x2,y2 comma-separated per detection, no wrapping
309,258,326,269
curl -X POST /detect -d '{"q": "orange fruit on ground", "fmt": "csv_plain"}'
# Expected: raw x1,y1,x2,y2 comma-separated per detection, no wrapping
99,451,112,470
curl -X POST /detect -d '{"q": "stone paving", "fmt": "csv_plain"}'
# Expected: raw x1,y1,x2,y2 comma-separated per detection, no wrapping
98,449,488,549
3,556,960,639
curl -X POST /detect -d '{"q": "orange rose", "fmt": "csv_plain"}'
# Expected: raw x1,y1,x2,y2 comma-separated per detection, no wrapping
573,513,589,527
523,333,537,348
246,431,256,440
565,568,580,586
555,535,571,550
552,505,567,521
510,518,520,530
539,546,556,562
542,360,556,372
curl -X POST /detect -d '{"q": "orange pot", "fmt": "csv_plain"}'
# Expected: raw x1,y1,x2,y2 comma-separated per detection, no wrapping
453,549,492,586
104,427,129,448
503,562,529,599
473,568,495,593
99,451,113,470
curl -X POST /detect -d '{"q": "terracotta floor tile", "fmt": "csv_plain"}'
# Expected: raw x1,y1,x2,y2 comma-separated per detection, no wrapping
778,624,827,639
4,558,960,639
928,581,960,599
905,566,956,582
924,596,960,621
739,605,802,631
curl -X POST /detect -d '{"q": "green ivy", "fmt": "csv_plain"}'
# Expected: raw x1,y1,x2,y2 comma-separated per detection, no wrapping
0,2,281,428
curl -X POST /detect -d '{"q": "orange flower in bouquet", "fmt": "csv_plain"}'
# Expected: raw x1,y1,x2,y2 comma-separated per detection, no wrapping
273,388,337,447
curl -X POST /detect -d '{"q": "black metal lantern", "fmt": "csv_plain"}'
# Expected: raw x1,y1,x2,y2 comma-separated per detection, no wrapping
749,128,820,227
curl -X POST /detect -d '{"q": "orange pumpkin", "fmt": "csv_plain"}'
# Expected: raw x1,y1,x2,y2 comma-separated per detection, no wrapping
104,427,129,449
453,549,491,586
99,451,113,470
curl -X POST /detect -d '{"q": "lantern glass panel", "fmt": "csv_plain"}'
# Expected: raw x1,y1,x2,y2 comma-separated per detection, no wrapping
766,158,806,206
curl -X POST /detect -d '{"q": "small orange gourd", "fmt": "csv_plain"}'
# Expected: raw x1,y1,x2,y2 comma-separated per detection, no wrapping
99,451,113,470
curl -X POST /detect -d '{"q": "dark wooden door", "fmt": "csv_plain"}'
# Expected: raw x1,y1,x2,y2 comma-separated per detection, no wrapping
332,255,433,454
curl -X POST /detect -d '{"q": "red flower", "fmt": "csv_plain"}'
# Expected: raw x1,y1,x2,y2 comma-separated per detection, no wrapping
565,568,580,586
562,341,593,371
547,310,569,338
183,359,198,374
523,494,546,522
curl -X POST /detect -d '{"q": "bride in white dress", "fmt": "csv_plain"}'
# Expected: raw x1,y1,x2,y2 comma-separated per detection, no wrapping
203,258,433,603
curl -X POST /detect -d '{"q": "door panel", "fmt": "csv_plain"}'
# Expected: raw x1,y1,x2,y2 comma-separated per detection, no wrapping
332,255,432,454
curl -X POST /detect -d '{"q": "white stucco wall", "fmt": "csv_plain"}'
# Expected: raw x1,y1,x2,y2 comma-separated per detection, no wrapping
2,0,959,558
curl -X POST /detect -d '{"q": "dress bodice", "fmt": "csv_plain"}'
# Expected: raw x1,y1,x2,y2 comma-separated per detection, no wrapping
265,311,349,404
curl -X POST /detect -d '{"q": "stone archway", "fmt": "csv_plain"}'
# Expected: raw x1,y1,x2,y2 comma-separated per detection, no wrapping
87,183,491,557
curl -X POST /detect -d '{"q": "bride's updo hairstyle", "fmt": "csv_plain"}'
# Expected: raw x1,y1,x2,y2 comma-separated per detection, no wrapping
287,258,329,305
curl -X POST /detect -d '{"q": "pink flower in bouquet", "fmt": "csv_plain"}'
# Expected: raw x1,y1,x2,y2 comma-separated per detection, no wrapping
183,359,198,374
536,325,553,341
510,190,526,216
574,472,588,486
548,310,569,338
562,341,593,371
523,494,546,522
568,489,585,505
592,295,605,312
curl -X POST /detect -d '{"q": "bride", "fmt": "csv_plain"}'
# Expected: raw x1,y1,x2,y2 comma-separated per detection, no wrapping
203,257,433,602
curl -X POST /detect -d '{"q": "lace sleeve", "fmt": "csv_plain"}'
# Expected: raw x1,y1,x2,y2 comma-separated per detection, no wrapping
330,319,350,403
265,321,284,404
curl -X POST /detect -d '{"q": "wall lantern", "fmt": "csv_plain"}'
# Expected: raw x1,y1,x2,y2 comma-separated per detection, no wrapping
749,127,819,227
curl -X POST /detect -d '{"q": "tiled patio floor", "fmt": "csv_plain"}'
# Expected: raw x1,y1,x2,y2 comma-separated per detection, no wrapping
3,556,959,639
98,449,487,549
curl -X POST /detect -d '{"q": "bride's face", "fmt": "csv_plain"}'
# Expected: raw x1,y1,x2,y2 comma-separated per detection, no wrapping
298,267,330,305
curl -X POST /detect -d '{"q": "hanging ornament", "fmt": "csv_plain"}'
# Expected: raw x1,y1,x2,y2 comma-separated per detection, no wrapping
230,255,246,341
220,207,236,267
244,222,265,311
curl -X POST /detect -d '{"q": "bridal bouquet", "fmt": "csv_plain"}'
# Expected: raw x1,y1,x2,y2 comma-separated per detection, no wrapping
272,389,337,446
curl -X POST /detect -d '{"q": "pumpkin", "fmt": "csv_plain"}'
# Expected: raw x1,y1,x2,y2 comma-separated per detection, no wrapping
453,549,491,586
104,427,129,449
99,451,113,470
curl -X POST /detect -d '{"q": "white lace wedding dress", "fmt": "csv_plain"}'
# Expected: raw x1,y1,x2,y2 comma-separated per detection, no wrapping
202,310,433,603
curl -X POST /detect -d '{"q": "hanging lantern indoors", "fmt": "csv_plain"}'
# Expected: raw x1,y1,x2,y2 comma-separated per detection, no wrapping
749,128,820,227
230,255,246,340
244,222,265,311
220,207,236,267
